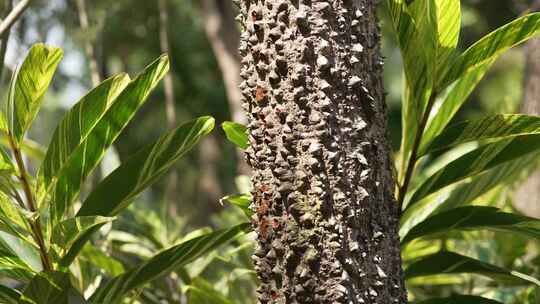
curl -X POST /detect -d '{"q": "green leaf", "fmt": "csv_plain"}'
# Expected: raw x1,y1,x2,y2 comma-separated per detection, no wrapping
421,114,540,156
0,135,45,160
406,135,540,209
187,278,234,304
0,231,41,273
439,13,540,89
51,216,115,254
0,285,21,304
421,59,495,152
222,121,248,149
58,117,214,267
220,193,253,218
78,116,214,217
404,251,540,286
416,295,502,304
88,223,249,304
6,44,63,143
39,56,168,224
39,73,130,198
19,271,87,304
79,244,124,277
402,206,540,245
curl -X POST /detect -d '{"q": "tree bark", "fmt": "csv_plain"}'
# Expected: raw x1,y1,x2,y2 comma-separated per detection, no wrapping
239,0,407,303
515,20,540,217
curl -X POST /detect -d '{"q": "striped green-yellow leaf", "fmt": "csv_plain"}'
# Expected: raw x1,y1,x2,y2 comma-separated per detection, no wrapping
402,206,540,245
58,116,214,267
51,216,114,255
88,223,249,304
6,44,62,144
406,135,540,210
41,56,168,224
404,251,540,286
417,295,502,304
421,114,540,156
439,13,540,90
20,271,86,304
0,285,20,304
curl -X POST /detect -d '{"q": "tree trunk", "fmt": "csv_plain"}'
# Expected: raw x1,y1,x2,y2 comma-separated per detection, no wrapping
515,22,540,217
239,0,407,303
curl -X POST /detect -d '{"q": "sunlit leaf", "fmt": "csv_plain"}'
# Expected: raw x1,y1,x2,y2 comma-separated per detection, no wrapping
6,44,63,143
222,121,248,150
402,206,540,245
58,117,214,267
220,193,253,218
421,114,540,156
406,135,540,209
439,13,540,89
51,216,115,254
404,251,540,286
417,295,502,304
39,56,168,224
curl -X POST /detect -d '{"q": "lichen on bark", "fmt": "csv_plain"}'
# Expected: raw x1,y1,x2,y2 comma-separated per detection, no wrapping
237,0,408,303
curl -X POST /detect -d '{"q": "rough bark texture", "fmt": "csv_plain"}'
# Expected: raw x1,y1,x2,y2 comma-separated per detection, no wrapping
516,32,540,217
238,0,407,303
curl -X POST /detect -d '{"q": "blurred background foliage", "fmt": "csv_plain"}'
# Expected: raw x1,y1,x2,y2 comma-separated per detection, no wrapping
1,0,539,302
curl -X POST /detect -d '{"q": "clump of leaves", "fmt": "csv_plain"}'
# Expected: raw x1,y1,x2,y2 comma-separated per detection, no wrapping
222,1,540,303
0,44,247,303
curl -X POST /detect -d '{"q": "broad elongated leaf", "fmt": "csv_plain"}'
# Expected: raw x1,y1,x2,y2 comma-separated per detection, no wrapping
58,117,214,267
402,206,540,244
51,216,114,253
421,114,540,156
89,223,249,304
39,73,130,199
404,251,540,286
222,121,248,149
0,285,21,304
41,56,168,224
400,152,538,238
0,231,41,273
78,116,214,217
417,295,502,304
79,244,124,276
421,59,495,151
439,13,540,89
19,271,86,304
406,134,540,209
6,44,63,143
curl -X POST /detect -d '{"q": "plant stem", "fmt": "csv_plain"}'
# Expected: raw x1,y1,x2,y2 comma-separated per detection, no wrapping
397,92,438,210
0,0,31,38
8,135,53,271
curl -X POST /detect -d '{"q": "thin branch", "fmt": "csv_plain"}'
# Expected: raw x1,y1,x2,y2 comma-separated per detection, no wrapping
397,92,437,210
7,135,53,271
0,0,13,85
76,0,101,86
0,0,31,38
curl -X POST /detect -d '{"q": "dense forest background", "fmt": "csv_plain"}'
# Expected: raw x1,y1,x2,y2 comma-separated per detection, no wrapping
1,0,539,302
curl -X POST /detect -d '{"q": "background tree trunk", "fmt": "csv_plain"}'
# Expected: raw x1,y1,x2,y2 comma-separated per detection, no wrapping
199,0,251,175
239,0,407,303
515,12,540,217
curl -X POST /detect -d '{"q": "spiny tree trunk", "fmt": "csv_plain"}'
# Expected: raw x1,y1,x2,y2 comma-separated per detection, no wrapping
516,20,540,217
238,0,407,303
